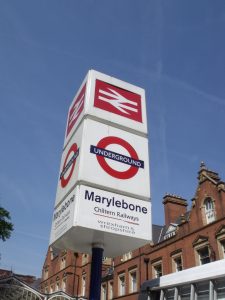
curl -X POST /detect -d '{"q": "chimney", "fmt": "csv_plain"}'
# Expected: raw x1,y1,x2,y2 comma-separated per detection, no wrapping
163,194,188,226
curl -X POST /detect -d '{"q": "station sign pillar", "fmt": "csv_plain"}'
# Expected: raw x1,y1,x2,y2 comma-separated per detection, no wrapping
49,70,152,298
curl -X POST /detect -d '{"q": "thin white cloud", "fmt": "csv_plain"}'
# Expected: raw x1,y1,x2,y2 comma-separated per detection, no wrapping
16,230,48,241
163,73,225,108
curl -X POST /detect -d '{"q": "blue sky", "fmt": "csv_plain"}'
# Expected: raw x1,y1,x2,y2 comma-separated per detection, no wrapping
0,1,225,277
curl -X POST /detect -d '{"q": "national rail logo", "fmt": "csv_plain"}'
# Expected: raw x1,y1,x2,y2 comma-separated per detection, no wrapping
90,136,144,179
66,84,86,137
94,80,142,122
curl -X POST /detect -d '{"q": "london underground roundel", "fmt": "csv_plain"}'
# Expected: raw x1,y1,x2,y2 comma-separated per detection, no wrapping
90,136,144,179
60,143,79,188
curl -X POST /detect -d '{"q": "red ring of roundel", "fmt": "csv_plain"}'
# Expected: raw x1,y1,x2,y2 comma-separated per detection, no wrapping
96,136,139,180
60,143,78,188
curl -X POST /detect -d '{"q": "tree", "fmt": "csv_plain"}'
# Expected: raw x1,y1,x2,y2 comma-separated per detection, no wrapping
0,206,13,241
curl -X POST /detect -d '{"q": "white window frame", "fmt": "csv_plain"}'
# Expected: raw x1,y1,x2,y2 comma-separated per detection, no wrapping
60,256,66,270
108,281,113,300
129,268,137,293
81,274,86,296
121,251,132,262
43,267,49,280
82,254,89,265
204,197,216,224
152,261,162,278
217,233,225,259
55,280,60,291
101,283,107,300
118,273,126,296
62,277,67,292
197,246,210,265
219,240,225,258
172,253,183,272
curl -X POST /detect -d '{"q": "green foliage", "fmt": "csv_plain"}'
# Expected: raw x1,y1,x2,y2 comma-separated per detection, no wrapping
0,206,14,241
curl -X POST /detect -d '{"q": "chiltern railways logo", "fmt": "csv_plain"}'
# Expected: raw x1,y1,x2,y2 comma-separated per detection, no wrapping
94,80,142,122
90,136,144,179
66,84,86,137
60,143,79,188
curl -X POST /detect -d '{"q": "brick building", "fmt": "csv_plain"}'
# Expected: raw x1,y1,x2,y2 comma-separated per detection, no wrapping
40,163,225,299
0,268,38,286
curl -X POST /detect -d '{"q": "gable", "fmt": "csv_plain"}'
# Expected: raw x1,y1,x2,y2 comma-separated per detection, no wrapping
215,224,225,237
192,235,208,246
163,223,178,240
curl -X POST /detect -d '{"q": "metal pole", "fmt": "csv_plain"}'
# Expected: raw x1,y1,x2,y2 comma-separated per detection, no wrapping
89,243,104,300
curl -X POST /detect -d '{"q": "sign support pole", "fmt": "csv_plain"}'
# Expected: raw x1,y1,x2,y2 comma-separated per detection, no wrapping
89,243,104,300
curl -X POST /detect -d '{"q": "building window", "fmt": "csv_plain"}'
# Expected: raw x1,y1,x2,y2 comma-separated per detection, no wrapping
55,276,60,292
55,280,60,291
102,256,112,265
62,277,67,292
174,256,183,272
198,246,210,265
101,284,107,300
152,261,162,278
118,273,126,296
204,197,215,224
217,238,225,259
82,254,89,265
109,281,113,300
50,285,54,293
43,267,49,280
129,269,137,293
121,251,132,262
216,225,225,259
50,247,58,260
60,256,66,270
193,235,211,265
172,254,183,272
81,274,86,296
220,240,225,258
164,224,178,240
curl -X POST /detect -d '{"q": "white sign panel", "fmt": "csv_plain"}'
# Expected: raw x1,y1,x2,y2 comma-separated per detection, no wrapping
81,119,150,200
64,70,147,147
77,185,151,240
55,123,83,206
50,189,77,244
50,70,152,256
50,185,151,257
64,74,87,148
55,119,150,206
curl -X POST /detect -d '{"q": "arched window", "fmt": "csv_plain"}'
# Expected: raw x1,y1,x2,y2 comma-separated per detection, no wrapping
55,276,60,292
204,198,215,224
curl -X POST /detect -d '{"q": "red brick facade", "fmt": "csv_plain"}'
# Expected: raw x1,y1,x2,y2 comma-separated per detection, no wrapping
163,194,188,226
0,269,37,286
40,163,225,299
